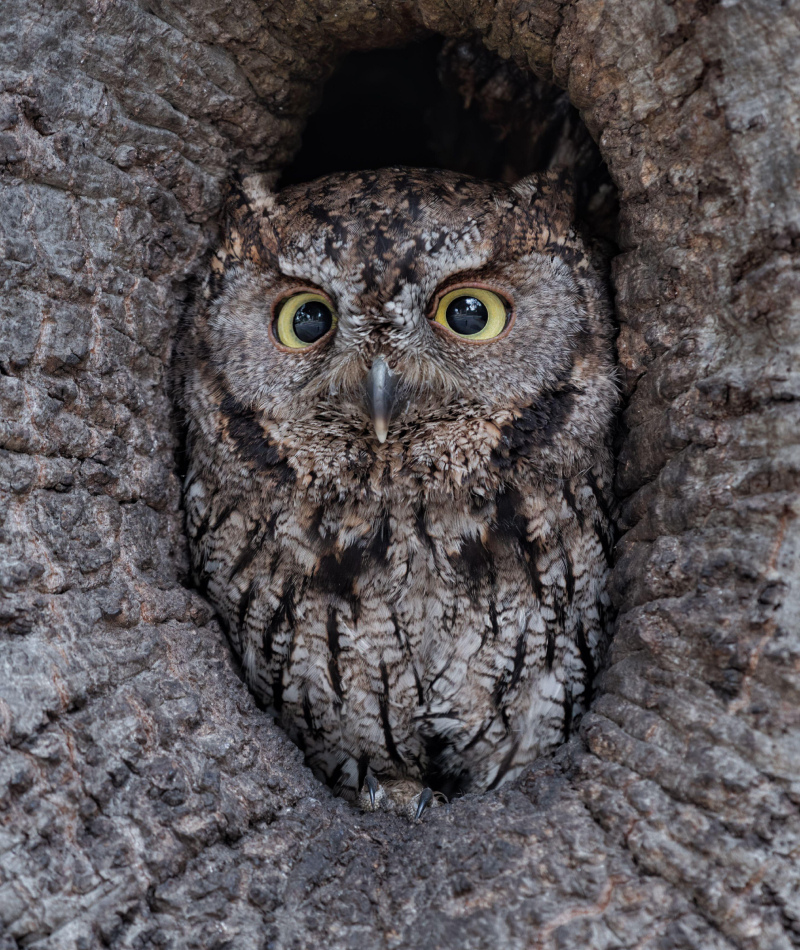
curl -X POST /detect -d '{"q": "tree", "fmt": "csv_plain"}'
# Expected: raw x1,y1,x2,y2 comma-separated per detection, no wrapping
1,1,797,947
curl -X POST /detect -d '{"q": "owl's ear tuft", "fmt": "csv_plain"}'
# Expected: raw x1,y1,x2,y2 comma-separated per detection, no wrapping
240,173,281,214
511,170,576,231
220,173,282,267
224,173,280,217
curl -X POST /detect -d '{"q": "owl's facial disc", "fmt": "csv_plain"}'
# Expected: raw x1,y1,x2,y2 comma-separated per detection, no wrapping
265,280,515,443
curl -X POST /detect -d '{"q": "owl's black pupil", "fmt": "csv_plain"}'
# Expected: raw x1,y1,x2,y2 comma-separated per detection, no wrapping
445,296,489,335
293,301,332,343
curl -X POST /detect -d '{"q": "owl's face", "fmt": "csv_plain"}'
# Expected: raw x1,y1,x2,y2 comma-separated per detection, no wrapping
200,168,614,498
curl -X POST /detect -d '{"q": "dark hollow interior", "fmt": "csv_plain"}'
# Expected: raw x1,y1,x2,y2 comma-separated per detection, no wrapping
280,36,618,247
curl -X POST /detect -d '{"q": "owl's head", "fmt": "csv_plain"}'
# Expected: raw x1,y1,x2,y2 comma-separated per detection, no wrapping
194,168,616,500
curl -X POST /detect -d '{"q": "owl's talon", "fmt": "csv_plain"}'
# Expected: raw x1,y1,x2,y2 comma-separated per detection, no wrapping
414,787,434,821
365,773,379,809
358,773,386,812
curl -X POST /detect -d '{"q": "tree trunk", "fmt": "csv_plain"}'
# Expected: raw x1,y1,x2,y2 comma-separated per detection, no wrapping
1,1,797,948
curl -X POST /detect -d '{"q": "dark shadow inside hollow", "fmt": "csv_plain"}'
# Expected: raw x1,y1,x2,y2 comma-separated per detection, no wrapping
279,36,618,247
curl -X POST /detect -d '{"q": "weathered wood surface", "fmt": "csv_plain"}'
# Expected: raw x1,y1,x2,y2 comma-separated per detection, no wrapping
1,1,797,947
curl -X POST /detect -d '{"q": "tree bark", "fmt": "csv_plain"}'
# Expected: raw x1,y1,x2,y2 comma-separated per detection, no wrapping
1,1,798,948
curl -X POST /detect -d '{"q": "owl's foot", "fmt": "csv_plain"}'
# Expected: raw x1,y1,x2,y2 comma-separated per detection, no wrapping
358,774,443,821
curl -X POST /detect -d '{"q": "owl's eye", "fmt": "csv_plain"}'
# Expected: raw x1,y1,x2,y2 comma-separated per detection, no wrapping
274,292,337,349
433,287,509,341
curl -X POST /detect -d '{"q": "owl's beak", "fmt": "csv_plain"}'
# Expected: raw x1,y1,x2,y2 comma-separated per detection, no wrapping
365,357,398,444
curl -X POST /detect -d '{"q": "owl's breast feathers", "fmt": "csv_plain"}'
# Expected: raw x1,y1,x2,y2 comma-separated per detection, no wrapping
183,358,614,798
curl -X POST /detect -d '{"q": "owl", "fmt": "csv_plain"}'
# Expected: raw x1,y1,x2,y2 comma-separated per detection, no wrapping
179,167,616,819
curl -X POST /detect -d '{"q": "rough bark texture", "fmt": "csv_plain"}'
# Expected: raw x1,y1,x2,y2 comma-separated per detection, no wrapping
1,1,798,948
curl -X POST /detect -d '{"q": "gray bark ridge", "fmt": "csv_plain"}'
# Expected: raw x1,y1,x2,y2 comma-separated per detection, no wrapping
0,1,797,948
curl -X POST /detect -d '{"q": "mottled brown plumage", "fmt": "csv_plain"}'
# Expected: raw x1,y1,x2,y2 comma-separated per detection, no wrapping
179,167,616,813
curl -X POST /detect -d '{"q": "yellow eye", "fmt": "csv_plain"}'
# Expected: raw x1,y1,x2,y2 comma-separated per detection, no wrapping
274,292,337,349
433,287,509,341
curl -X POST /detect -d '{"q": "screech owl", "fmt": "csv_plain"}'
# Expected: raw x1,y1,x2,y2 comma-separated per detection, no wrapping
179,167,616,818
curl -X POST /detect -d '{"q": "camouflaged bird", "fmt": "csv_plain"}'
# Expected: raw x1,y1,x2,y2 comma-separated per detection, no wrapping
179,167,616,819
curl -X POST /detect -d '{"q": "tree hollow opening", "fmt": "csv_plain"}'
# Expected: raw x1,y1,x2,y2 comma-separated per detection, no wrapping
185,34,623,807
